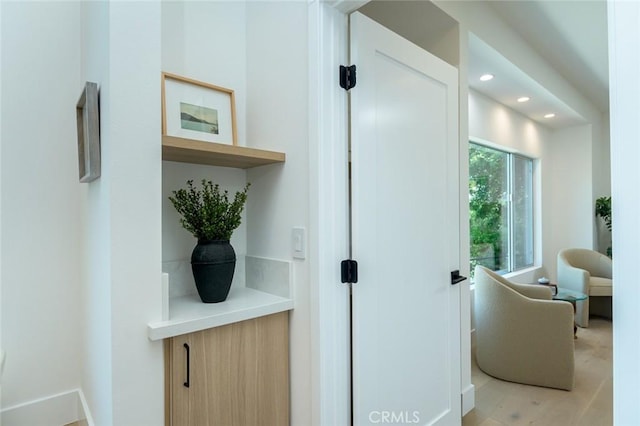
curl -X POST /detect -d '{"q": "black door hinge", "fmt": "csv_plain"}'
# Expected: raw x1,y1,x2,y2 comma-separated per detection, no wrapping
341,259,358,283
340,65,357,91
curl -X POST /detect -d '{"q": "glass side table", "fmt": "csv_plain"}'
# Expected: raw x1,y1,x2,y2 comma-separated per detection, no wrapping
553,288,588,303
553,287,588,338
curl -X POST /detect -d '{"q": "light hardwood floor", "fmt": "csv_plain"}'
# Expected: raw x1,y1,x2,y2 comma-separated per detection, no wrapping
463,317,612,426
63,320,611,426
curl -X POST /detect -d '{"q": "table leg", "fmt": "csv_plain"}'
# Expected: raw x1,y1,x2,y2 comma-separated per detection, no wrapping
571,300,577,338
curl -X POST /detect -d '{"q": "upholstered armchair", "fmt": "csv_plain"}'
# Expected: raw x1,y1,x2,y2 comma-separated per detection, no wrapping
557,248,613,328
474,266,575,391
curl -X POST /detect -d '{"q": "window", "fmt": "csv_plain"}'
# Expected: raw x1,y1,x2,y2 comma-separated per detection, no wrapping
469,142,534,275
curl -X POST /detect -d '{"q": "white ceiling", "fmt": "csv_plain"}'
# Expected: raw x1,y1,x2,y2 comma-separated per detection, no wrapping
469,0,608,129
468,34,588,129
490,0,609,112
359,0,609,129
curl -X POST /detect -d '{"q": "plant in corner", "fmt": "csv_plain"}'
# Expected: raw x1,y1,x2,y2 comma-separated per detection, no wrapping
169,179,250,303
595,196,612,258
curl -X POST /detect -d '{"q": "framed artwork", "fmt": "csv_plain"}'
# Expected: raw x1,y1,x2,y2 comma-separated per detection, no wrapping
162,72,237,146
76,81,100,183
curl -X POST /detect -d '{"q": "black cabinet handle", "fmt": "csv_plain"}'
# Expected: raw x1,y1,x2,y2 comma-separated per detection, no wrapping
183,343,190,388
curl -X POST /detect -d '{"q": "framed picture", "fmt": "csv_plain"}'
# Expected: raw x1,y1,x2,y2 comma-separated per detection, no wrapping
161,72,237,146
76,81,101,183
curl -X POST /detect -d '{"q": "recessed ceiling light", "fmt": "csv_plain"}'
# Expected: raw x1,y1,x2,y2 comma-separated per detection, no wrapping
480,74,494,82
517,96,530,103
544,113,556,119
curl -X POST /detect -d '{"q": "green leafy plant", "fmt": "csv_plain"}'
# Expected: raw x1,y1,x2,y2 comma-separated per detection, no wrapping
595,196,612,231
169,179,250,242
595,196,612,257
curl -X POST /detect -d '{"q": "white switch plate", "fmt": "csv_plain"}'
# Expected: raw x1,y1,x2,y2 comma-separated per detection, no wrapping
292,227,306,259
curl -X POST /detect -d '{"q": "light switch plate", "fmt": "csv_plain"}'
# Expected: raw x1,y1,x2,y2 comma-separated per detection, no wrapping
292,227,306,259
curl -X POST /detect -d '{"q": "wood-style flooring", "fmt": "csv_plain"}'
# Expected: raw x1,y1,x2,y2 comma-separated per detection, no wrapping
62,320,611,426
463,317,612,426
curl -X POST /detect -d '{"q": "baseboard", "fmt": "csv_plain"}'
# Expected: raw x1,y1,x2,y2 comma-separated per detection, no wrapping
77,388,95,426
1,388,94,426
461,383,475,416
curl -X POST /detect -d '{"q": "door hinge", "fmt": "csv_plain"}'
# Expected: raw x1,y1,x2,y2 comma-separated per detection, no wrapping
339,65,357,91
341,259,358,284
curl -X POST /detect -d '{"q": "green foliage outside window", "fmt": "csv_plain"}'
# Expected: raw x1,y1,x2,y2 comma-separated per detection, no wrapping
470,143,534,277
595,196,612,257
469,144,507,275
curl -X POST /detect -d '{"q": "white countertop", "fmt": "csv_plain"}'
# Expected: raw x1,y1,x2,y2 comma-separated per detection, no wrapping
147,286,293,341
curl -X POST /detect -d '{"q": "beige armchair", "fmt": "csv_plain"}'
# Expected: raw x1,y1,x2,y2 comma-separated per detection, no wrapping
557,248,612,328
474,266,575,391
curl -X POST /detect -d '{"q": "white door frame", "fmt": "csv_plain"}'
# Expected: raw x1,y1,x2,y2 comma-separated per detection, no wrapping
307,2,354,425
308,2,473,424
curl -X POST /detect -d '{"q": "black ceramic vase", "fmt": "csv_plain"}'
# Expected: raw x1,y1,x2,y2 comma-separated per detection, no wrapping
191,240,236,303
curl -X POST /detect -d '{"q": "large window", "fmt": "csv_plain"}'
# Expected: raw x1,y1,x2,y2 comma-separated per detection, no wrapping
469,142,534,275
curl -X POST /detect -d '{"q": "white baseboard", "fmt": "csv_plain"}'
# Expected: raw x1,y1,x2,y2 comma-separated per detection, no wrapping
77,388,95,426
462,383,475,416
1,388,93,426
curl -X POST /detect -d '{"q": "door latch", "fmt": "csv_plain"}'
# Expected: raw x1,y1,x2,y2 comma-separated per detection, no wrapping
451,270,467,285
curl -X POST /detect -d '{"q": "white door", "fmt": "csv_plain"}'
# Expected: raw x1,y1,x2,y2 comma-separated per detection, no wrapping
350,12,461,426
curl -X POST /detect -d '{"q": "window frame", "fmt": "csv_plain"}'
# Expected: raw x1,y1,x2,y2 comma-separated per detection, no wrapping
468,140,536,276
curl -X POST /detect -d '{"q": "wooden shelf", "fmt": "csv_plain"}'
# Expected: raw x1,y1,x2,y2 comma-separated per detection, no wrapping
162,135,286,169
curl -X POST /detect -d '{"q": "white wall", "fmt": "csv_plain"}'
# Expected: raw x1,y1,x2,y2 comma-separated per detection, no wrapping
161,1,247,147
469,91,547,158
161,1,249,294
593,114,612,199
2,4,165,424
608,1,640,422
83,2,164,424
246,3,310,424
107,3,163,425
80,2,113,423
1,0,83,417
545,125,594,279
0,0,3,418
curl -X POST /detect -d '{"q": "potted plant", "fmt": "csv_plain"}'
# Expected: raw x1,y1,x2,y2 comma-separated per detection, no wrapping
169,179,250,303
595,196,612,257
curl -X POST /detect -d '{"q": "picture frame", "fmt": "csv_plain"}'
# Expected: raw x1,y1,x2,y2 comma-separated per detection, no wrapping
161,72,237,146
76,81,101,183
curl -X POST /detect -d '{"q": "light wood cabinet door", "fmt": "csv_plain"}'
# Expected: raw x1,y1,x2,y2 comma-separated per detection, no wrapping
166,312,289,426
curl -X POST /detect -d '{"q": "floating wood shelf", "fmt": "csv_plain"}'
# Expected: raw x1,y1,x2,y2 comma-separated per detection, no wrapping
162,135,286,169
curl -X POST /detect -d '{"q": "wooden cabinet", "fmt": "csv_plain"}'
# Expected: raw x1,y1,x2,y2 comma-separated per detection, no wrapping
165,312,289,426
